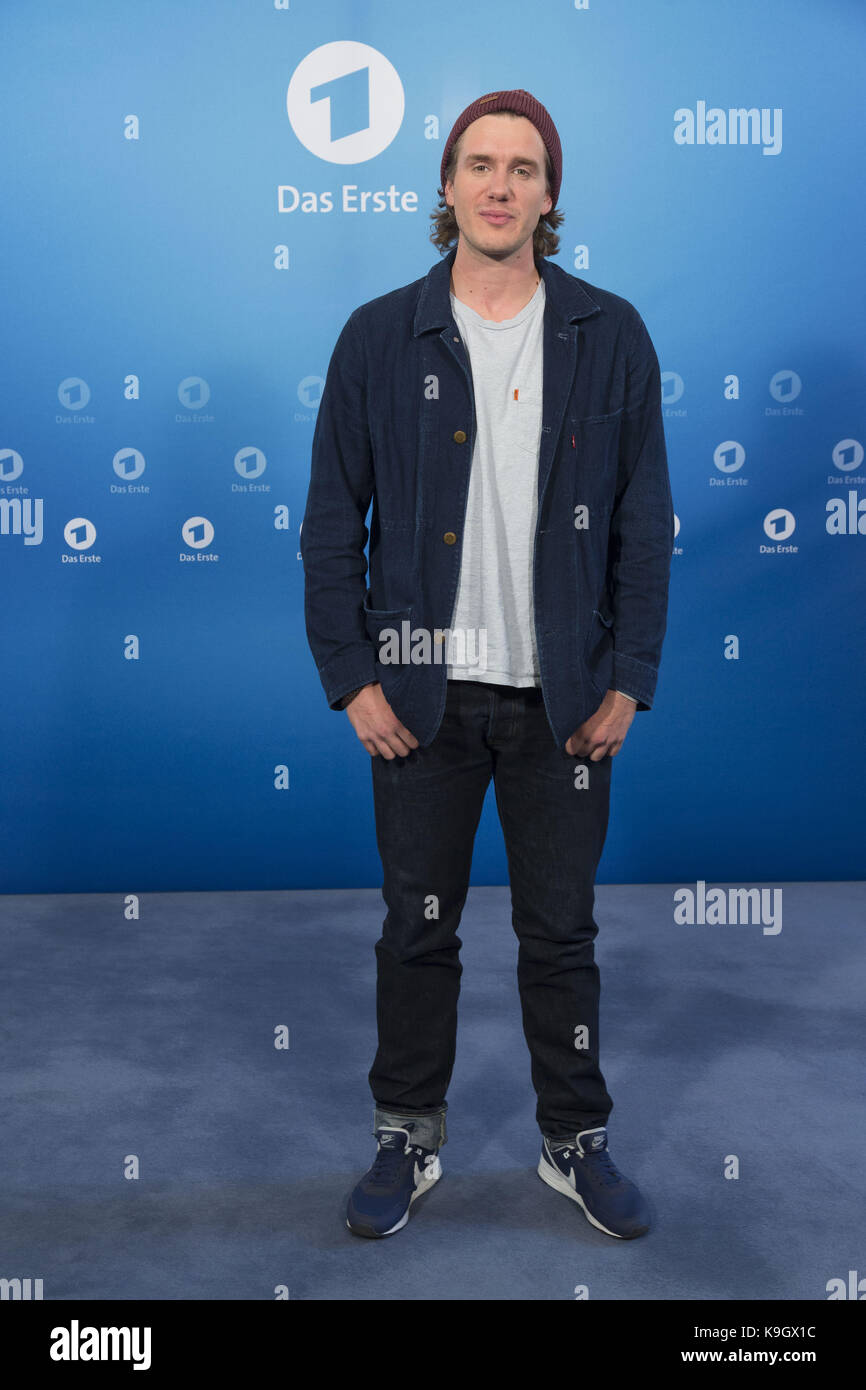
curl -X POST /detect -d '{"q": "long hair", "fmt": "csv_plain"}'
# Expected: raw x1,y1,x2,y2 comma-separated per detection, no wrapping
429,109,565,259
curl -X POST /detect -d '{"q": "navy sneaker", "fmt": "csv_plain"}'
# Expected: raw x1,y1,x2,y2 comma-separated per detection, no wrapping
537,1127,651,1239
346,1125,442,1238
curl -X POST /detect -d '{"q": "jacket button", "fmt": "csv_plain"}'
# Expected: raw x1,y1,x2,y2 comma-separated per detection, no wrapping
453,429,467,443
443,531,457,545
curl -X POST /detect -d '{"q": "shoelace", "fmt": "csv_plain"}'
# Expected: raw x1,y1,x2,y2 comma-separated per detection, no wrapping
367,1142,422,1191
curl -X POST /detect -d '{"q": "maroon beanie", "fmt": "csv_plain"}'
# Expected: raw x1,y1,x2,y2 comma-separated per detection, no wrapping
440,89,562,208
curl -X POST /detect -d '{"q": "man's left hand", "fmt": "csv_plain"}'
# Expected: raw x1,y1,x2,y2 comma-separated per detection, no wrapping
565,690,637,761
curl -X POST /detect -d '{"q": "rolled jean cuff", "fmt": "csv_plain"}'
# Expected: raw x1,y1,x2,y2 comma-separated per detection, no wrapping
373,1105,447,1150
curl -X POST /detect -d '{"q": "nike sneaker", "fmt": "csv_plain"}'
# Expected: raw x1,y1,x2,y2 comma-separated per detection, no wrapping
537,1126,651,1239
346,1124,442,1238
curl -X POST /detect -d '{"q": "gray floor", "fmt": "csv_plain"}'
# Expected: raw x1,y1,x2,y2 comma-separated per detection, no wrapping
1,882,863,1300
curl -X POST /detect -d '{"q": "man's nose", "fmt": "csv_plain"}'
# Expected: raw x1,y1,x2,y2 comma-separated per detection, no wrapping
486,166,512,197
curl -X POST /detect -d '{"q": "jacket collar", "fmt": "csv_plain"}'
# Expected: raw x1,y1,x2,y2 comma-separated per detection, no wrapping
412,244,601,336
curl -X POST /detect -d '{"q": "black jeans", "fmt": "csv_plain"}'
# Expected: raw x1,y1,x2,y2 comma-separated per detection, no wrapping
368,678,615,1150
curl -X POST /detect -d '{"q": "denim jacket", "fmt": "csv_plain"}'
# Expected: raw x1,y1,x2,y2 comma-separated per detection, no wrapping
301,244,674,751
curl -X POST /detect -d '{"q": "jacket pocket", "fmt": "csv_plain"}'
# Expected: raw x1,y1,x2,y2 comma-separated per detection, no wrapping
572,413,622,519
572,411,622,467
582,607,615,697
573,407,624,425
362,592,415,678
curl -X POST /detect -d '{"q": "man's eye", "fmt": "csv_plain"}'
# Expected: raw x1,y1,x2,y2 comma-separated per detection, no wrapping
472,164,531,175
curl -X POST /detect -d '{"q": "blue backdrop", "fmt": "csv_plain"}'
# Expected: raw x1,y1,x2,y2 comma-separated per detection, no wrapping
2,0,864,891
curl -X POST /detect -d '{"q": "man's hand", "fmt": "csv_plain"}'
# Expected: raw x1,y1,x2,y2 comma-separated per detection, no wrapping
565,690,637,761
344,682,420,759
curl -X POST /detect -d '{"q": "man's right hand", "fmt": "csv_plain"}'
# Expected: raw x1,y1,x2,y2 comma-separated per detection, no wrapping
344,682,419,759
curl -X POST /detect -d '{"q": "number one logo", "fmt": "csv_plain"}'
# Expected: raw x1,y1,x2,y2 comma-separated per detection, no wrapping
310,66,370,142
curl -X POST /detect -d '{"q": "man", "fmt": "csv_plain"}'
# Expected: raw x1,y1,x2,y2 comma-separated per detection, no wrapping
301,89,674,1241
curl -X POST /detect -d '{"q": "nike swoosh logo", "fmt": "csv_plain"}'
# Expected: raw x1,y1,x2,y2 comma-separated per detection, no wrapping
550,1144,577,1187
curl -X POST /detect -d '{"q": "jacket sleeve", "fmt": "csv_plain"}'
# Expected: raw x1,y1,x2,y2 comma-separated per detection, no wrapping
300,309,379,710
606,311,675,709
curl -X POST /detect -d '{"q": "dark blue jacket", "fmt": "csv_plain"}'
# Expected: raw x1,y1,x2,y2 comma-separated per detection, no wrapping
301,245,674,750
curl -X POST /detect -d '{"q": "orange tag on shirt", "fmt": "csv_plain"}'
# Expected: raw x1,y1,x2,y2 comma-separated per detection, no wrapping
513,388,519,400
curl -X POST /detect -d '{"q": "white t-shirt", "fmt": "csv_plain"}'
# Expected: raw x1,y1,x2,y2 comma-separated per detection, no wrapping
446,277,545,686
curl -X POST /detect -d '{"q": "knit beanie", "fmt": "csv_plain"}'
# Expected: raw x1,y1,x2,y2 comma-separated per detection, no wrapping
440,89,562,208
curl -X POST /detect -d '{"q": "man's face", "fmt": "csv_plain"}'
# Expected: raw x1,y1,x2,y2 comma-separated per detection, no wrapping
444,113,553,262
